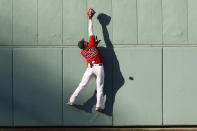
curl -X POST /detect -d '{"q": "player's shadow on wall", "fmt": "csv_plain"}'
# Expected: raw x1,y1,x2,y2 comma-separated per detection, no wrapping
98,13,125,116
77,13,125,116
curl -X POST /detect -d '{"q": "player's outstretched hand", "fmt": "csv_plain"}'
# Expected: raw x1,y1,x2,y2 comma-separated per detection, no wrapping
87,8,96,19
95,35,101,45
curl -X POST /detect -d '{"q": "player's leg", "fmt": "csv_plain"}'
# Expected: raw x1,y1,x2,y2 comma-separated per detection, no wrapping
69,68,94,104
94,66,105,110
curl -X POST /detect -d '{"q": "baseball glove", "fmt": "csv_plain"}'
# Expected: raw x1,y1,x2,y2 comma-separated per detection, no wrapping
87,8,96,19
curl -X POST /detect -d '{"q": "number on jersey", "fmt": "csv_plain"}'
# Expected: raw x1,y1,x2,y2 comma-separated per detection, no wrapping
83,47,98,59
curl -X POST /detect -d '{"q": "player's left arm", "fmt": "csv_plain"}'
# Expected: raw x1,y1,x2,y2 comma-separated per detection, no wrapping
88,8,95,36
88,8,98,46
95,35,101,45
89,19,94,36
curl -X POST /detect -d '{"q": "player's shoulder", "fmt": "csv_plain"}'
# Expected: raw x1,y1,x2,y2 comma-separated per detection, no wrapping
81,47,89,52
89,36,97,46
81,48,85,52
89,35,95,39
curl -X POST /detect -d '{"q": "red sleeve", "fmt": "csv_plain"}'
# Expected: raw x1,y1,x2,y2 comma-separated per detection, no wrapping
88,35,96,47
81,50,86,58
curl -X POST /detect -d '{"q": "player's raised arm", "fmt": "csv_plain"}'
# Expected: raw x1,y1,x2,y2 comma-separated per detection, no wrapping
89,19,94,36
87,8,95,36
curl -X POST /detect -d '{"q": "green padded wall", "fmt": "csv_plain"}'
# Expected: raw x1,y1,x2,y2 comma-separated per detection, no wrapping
13,0,37,45
63,0,87,45
2,0,197,45
112,0,137,45
38,0,62,45
163,48,197,125
13,48,62,126
63,48,112,126
188,0,197,44
113,48,162,126
1,0,197,127
0,48,12,126
138,0,162,44
163,0,188,44
0,0,12,45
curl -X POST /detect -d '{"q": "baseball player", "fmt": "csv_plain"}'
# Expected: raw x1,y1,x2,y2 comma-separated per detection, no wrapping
67,8,104,112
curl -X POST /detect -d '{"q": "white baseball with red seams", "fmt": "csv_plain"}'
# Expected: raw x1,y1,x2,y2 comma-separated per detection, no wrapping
69,17,104,108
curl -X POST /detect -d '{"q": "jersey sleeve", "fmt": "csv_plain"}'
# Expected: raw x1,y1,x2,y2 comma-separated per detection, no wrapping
88,35,97,47
81,50,86,59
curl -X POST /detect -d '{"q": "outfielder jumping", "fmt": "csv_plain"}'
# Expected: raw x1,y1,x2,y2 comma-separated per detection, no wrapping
67,8,104,112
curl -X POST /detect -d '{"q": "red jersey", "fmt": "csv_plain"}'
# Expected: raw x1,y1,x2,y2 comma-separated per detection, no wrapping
81,35,103,65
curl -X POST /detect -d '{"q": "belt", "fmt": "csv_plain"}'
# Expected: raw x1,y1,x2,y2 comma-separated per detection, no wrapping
88,63,103,68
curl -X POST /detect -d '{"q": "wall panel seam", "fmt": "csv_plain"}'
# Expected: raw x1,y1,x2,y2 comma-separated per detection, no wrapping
161,0,164,125
111,0,113,45
2,45,197,48
37,0,39,45
11,0,13,45
162,47,164,125
136,0,138,45
187,0,189,44
12,48,14,126
161,0,164,45
61,48,64,125
62,0,64,45
86,0,87,40
111,0,114,126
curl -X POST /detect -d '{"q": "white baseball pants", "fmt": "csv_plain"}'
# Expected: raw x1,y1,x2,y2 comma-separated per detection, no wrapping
69,65,104,108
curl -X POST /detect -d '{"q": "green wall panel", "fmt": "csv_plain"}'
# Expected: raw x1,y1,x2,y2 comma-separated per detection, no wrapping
188,0,197,44
13,0,37,45
13,48,62,126
113,48,162,126
0,48,12,126
138,0,162,44
163,0,188,44
63,48,112,126
0,0,196,127
112,0,137,45
163,47,197,125
88,0,112,46
63,0,87,45
0,0,12,45
38,0,62,45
